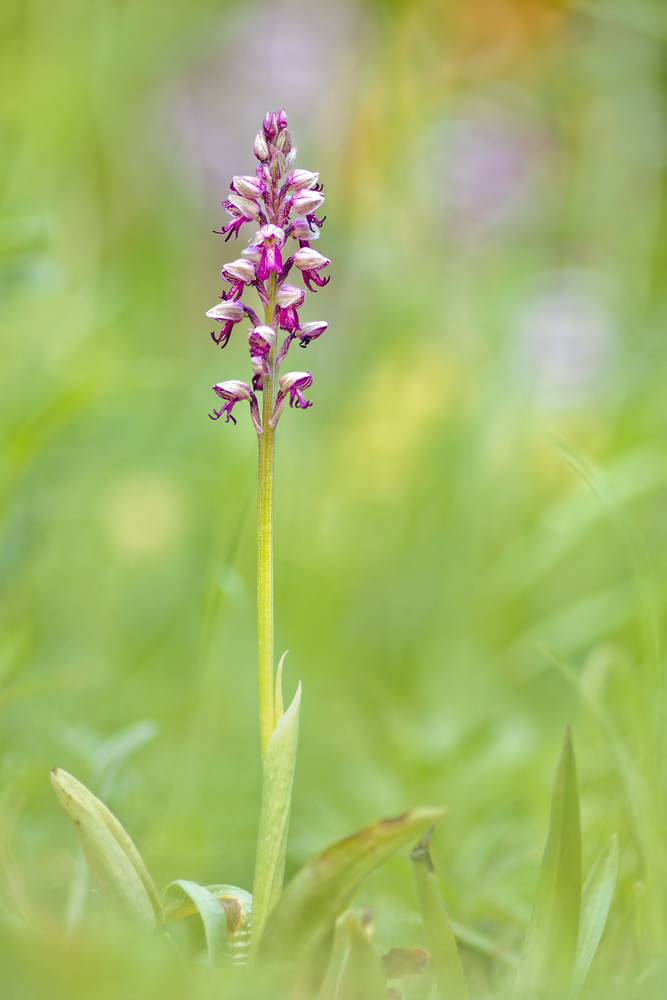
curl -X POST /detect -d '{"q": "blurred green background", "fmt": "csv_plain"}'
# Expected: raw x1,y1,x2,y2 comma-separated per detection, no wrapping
2,0,667,995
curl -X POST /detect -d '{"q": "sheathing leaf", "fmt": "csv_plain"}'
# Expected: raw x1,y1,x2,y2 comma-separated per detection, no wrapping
162,880,229,967
333,914,386,1000
50,767,163,929
570,835,618,999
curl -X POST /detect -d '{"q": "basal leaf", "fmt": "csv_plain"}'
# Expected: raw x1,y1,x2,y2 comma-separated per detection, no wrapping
50,767,163,929
257,806,445,973
570,835,618,1000
251,682,301,952
163,883,252,968
333,914,386,1000
410,829,469,1000
162,880,227,967
512,728,581,1000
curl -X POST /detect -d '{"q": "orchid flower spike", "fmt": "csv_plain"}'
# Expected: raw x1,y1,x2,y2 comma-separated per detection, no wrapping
207,109,330,431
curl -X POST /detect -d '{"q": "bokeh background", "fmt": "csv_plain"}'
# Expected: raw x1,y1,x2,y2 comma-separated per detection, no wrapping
2,0,667,995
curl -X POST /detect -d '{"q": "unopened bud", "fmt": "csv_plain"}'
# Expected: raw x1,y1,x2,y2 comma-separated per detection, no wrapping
286,169,319,191
254,130,270,161
293,247,330,271
233,175,265,199
276,108,289,130
275,129,291,153
291,189,325,215
263,111,278,139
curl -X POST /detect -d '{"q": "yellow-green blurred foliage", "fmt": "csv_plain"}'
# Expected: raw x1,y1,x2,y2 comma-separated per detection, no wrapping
2,0,667,995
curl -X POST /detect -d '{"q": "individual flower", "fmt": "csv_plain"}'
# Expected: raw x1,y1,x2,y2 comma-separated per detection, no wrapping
210,380,261,432
275,283,305,331
292,247,331,291
295,320,328,347
290,189,325,217
249,224,286,280
206,300,246,347
270,371,314,426
289,217,320,242
221,258,257,299
232,175,266,200
248,324,277,360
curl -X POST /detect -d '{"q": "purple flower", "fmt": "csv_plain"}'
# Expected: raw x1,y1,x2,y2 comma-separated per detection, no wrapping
207,110,330,430
275,283,305,331
292,246,330,291
249,224,286,280
296,320,328,347
206,299,245,347
210,380,261,432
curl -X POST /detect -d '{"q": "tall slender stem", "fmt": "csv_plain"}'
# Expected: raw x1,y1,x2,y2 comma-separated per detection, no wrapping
257,271,278,760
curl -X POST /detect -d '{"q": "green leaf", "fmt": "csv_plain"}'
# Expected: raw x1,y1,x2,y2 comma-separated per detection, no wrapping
258,806,445,974
410,829,469,1000
251,682,301,952
162,881,227,967
512,728,581,1000
163,883,252,968
570,835,618,1000
50,767,163,929
333,914,386,1000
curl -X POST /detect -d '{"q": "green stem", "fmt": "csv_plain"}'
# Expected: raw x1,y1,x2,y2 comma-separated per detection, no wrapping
257,271,278,760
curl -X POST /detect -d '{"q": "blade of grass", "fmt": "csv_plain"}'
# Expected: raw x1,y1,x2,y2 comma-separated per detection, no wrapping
162,880,227,967
570,835,618,1000
257,806,445,975
50,767,163,929
251,682,301,954
410,829,469,1000
333,914,386,1000
512,728,581,1000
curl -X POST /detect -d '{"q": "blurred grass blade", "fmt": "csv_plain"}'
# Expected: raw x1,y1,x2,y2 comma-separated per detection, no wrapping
163,883,252,968
162,880,227,967
258,806,445,973
512,728,581,1000
570,835,618,1000
333,913,386,1000
275,651,288,721
410,829,469,1000
50,767,163,929
251,682,301,952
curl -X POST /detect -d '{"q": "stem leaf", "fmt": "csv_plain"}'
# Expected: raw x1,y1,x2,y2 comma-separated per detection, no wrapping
410,830,469,1000
50,767,163,929
251,682,301,951
257,806,445,974
570,835,618,999
512,728,581,1000
333,914,386,1000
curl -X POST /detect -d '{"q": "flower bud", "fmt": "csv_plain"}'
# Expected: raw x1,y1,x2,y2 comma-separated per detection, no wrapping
233,175,265,199
275,129,291,153
286,169,320,191
270,151,286,181
293,247,330,271
241,245,263,262
254,130,270,161
263,111,278,139
276,283,306,308
276,108,289,130
284,148,298,170
228,194,260,220
290,217,319,241
205,300,245,321
291,189,325,215
221,258,256,283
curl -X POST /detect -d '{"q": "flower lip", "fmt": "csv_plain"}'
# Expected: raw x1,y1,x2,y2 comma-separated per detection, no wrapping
290,189,325,215
206,301,245,320
276,283,305,307
222,258,256,283
285,169,319,191
293,247,330,271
